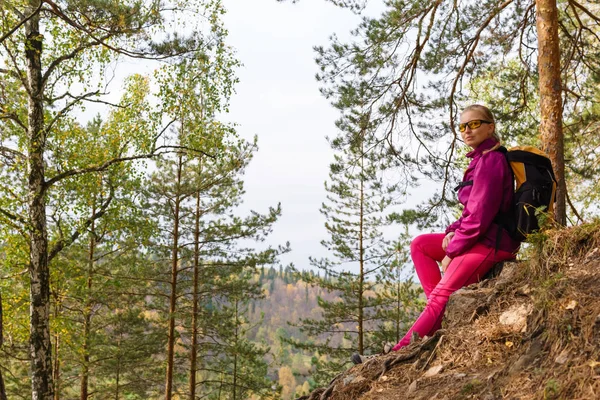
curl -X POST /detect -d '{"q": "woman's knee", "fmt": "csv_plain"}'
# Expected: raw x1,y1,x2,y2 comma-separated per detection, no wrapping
410,233,444,257
410,233,430,255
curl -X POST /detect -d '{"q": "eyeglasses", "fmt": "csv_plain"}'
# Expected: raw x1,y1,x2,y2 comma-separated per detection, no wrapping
458,119,493,132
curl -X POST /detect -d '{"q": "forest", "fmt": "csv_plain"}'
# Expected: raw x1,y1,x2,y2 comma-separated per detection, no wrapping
0,0,599,399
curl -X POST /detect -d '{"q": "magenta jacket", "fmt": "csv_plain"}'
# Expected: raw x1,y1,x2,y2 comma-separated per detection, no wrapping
445,138,520,258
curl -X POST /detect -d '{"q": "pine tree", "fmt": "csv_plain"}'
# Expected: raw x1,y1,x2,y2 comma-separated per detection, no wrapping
298,0,600,226
0,2,228,397
372,230,424,346
288,121,404,383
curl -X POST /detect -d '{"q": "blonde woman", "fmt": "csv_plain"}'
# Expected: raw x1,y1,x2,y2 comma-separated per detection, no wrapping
353,105,520,363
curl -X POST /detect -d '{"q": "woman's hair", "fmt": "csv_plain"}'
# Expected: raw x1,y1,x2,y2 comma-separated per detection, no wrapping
461,104,501,142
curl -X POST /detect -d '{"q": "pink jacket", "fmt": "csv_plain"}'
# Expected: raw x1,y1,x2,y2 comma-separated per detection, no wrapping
445,138,520,258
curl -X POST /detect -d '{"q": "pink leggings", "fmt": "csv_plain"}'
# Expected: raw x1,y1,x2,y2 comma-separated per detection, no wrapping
392,233,514,351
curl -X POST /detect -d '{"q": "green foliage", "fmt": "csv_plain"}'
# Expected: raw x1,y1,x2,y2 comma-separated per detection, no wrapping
284,128,422,382
313,0,600,227
372,231,424,346
0,1,286,398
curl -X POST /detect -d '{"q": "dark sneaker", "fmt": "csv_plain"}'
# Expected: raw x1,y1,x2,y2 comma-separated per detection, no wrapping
351,342,395,364
351,353,375,364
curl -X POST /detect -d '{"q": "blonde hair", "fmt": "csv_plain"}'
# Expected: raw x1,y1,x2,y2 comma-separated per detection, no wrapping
461,104,501,152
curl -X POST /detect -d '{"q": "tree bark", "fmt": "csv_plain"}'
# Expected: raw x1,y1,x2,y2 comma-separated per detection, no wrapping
80,214,96,400
165,154,183,400
189,189,201,399
53,298,61,400
232,300,239,400
25,1,53,398
0,292,7,400
115,336,121,400
536,0,566,225
357,142,365,355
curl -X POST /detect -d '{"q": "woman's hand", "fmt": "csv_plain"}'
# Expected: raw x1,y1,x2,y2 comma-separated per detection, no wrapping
441,256,452,272
442,232,455,251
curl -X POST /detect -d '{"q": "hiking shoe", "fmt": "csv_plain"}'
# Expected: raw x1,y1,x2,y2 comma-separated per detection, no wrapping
351,342,395,364
351,353,376,364
383,341,395,354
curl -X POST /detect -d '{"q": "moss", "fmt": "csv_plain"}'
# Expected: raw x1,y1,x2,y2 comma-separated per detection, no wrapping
543,378,560,399
460,378,484,395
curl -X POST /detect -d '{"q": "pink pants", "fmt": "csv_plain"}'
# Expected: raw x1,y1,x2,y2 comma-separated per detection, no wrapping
392,233,514,351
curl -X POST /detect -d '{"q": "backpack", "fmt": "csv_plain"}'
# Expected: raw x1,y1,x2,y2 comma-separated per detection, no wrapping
495,145,557,242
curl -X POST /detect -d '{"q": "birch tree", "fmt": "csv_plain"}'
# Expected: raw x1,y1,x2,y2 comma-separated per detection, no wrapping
0,1,229,398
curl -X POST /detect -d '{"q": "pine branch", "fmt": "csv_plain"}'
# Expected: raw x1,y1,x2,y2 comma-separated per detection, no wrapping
44,145,213,190
568,0,600,24
0,1,44,45
43,0,201,60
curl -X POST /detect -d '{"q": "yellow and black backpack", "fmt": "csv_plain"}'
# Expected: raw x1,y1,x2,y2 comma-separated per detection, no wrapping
496,146,557,241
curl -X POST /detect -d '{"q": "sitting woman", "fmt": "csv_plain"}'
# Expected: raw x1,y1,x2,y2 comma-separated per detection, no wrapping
353,104,520,363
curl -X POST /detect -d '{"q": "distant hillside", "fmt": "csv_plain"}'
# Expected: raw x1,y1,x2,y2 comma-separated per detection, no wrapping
297,223,600,399
245,267,346,398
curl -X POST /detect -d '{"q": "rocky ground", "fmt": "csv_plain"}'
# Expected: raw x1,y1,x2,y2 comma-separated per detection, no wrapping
298,224,600,400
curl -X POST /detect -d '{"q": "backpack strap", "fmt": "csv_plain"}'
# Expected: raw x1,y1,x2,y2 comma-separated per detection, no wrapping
453,180,473,192
493,145,515,252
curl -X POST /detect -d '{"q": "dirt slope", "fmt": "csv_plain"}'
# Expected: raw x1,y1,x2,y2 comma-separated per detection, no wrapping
299,224,600,400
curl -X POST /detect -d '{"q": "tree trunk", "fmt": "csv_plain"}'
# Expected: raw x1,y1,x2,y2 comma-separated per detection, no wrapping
81,215,96,400
232,300,239,400
25,1,53,398
115,333,122,400
53,298,61,400
0,292,7,400
357,138,365,355
189,189,201,399
395,253,401,343
165,154,183,400
536,0,566,225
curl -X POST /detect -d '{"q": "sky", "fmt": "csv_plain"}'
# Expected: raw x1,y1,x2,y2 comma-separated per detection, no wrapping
76,0,428,273
220,1,382,271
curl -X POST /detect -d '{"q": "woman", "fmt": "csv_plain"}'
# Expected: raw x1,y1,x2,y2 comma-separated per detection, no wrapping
353,105,520,364
393,104,520,351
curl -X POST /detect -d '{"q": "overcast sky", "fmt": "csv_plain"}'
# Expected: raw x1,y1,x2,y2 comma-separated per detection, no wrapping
220,1,381,271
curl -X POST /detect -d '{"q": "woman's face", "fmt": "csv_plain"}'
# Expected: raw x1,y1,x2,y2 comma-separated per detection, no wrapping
459,110,495,149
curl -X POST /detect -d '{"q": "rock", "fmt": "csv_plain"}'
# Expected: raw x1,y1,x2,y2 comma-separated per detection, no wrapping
408,380,418,394
423,364,443,377
342,374,357,385
516,284,532,296
499,303,533,332
445,261,523,329
554,349,570,364
490,261,520,288
584,247,600,264
445,287,494,329
509,337,544,373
